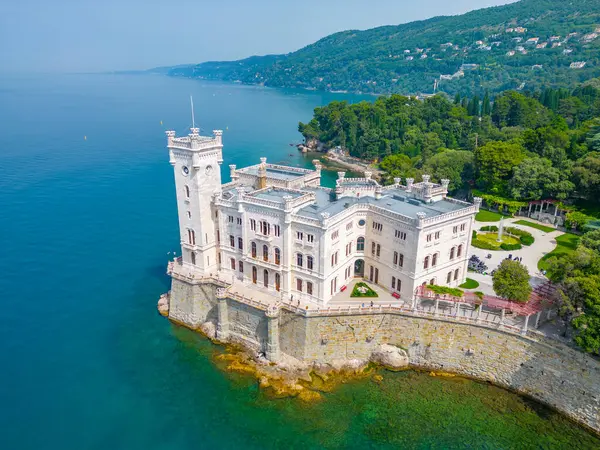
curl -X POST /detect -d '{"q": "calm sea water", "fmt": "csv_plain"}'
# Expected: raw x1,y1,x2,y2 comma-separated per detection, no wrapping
0,73,598,449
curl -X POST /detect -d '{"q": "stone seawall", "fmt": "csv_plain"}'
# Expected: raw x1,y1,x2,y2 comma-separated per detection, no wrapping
165,279,600,433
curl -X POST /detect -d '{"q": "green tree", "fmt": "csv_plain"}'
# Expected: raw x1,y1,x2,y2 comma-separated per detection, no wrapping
422,149,474,192
474,141,525,192
510,157,574,200
492,259,532,303
581,230,600,252
482,90,491,116
565,211,592,230
454,92,461,105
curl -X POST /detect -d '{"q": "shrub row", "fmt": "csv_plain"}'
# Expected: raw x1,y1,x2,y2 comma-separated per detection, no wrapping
480,225,499,232
500,242,522,251
427,285,464,297
477,225,535,246
471,239,498,250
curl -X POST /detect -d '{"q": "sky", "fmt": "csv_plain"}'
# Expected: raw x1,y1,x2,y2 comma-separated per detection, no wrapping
0,0,516,73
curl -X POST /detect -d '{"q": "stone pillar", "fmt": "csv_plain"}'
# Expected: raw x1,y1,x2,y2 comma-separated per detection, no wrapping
454,302,460,317
500,308,505,323
528,203,532,217
476,305,482,322
216,288,229,340
535,311,542,328
521,314,530,335
265,305,281,362
434,298,439,316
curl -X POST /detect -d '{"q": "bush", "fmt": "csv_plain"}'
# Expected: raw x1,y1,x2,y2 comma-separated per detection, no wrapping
472,230,477,240
480,225,499,232
504,226,531,238
500,242,522,251
474,291,485,299
519,235,534,246
427,285,464,297
471,239,499,250
459,278,480,289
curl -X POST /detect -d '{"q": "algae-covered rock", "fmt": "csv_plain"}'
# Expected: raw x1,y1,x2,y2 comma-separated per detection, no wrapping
372,374,384,384
370,344,409,370
200,321,216,339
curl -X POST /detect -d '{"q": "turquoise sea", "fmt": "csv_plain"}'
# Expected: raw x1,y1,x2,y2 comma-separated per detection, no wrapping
0,73,598,449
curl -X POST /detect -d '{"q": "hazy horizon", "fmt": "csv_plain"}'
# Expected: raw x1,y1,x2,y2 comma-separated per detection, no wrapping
0,0,515,74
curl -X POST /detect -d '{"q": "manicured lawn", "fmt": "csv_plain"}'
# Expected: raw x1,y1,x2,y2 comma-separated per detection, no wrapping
538,233,580,271
459,278,480,289
514,220,555,233
475,210,509,222
474,233,520,248
351,282,378,298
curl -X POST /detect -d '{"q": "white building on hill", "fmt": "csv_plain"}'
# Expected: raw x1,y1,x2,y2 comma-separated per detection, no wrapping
166,128,479,306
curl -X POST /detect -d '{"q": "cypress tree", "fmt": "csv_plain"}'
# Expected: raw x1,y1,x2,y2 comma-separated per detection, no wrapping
454,92,461,104
482,90,491,115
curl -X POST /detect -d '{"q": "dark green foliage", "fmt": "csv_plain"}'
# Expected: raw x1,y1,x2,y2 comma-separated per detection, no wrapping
480,226,499,232
471,239,499,250
519,235,535,246
492,259,532,302
500,243,523,251
167,0,600,97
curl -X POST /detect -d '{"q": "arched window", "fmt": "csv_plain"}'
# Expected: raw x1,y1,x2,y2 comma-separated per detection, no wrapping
430,278,435,285
450,247,455,260
457,244,463,258
307,255,314,270
230,258,235,270
238,237,243,250
447,271,452,283
263,269,269,287
252,266,257,284
432,253,438,267
376,244,381,257
274,248,281,265
263,245,269,261
185,185,190,198
191,252,196,265
275,273,281,291
297,253,303,267
251,242,257,258
454,268,459,280
357,237,365,251
239,261,244,273
424,256,430,269
399,254,404,267
188,229,196,245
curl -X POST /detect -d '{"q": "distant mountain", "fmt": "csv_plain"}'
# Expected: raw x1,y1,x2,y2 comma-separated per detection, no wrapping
165,0,600,96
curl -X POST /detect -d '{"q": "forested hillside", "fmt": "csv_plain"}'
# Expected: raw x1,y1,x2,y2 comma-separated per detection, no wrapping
299,80,600,206
167,0,600,96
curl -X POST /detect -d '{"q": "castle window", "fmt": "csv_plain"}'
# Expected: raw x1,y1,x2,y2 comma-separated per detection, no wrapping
252,266,257,284
239,261,244,273
237,217,242,225
450,247,455,260
447,271,452,283
399,254,404,267
263,269,269,287
191,252,196,265
432,253,438,267
228,215,234,223
357,237,365,251
260,220,270,236
427,234,432,242
346,222,353,231
460,223,466,232
307,255,314,270
392,276,396,290
297,253,303,267
275,248,281,265
307,234,314,243
216,230,220,243
187,211,191,219
250,219,256,231
274,225,281,237
307,282,313,296
229,235,235,247
454,269,459,280
331,230,339,241
188,229,196,245
297,279,303,292
275,273,281,291
376,244,381,257
185,185,190,198
251,242,257,258
230,258,235,270
331,252,338,267
396,279,402,292
238,237,243,250
372,222,383,232
457,244,463,258
393,251,398,265
424,256,430,269
453,225,458,234
297,231,304,241
434,231,440,240
263,245,269,261
371,242,376,256
430,278,435,285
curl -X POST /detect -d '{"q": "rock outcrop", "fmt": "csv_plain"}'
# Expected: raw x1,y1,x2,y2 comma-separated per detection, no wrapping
370,344,409,370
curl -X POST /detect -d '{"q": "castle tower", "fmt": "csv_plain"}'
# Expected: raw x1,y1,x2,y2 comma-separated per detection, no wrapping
167,128,224,276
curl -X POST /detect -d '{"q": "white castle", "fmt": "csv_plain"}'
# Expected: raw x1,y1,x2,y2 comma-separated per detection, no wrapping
166,127,480,306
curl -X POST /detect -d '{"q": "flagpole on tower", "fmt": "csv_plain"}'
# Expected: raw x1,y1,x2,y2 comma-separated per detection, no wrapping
190,95,196,129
